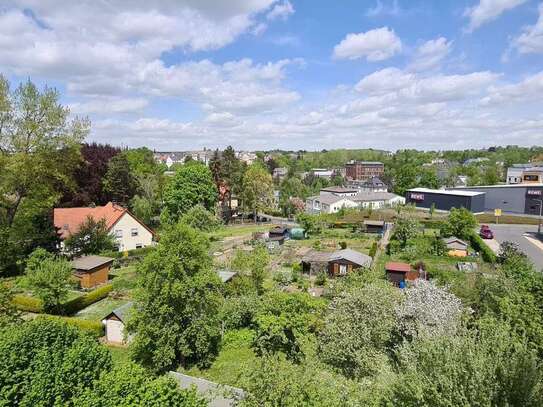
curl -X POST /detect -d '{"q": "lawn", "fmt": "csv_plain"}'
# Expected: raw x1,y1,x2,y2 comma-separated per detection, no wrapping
75,297,130,321
211,224,276,239
109,265,138,293
108,345,132,367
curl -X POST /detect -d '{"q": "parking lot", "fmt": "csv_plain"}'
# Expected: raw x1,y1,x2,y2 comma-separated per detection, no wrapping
486,224,543,271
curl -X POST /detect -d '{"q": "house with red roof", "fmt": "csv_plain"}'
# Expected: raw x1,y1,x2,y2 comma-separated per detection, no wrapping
54,202,155,252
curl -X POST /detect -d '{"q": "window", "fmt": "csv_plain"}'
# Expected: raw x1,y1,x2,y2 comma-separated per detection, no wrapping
524,175,539,181
114,229,123,238
131,228,138,237
136,243,143,249
339,264,347,276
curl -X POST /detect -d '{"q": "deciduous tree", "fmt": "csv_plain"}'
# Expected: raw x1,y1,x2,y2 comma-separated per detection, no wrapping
64,216,116,255
242,164,273,220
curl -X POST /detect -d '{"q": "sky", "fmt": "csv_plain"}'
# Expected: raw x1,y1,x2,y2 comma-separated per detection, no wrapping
1,0,543,151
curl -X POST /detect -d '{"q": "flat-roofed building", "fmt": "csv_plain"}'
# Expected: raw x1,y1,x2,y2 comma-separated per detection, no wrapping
406,188,485,213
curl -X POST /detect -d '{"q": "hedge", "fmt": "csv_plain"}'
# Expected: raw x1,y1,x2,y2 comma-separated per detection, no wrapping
468,232,497,263
12,295,44,313
62,284,114,315
100,246,156,260
37,315,104,337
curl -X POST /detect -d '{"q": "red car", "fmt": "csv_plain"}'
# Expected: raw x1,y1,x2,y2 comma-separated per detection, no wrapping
479,225,494,239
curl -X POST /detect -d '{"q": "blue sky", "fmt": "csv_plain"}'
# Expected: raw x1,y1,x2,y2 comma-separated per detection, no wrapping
1,0,543,151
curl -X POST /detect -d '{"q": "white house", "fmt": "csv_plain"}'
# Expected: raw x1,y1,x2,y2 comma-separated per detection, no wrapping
54,202,155,252
306,191,404,214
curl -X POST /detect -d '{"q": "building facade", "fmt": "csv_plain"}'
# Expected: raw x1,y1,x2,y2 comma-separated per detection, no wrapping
345,161,384,181
405,188,486,213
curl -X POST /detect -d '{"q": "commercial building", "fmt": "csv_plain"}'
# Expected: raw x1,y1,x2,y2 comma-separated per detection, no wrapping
306,191,404,214
506,164,543,184
405,188,486,213
345,161,384,181
450,184,543,215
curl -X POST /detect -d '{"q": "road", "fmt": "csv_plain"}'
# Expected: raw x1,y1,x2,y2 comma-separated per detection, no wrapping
486,224,543,271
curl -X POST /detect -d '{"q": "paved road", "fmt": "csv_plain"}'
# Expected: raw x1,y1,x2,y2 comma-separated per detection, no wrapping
487,224,543,271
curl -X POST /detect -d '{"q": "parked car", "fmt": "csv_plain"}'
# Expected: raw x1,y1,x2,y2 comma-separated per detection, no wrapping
479,225,494,239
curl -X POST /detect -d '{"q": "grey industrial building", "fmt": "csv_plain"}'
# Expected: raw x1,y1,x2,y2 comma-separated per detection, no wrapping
406,188,486,213
450,184,543,215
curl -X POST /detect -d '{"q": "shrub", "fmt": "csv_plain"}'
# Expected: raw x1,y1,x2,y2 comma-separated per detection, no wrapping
468,232,496,263
62,284,113,315
38,315,104,337
339,241,347,249
12,294,44,313
369,241,378,258
315,271,327,286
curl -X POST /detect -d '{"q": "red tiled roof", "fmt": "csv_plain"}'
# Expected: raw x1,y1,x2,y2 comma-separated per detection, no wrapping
385,262,411,273
54,202,127,239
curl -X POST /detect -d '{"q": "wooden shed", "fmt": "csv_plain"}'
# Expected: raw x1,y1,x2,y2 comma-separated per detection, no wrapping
443,236,469,257
385,261,419,287
327,249,372,276
102,302,133,344
301,250,331,276
71,255,114,288
363,220,385,234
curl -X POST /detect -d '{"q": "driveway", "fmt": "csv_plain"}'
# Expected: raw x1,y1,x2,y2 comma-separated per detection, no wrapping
485,224,543,271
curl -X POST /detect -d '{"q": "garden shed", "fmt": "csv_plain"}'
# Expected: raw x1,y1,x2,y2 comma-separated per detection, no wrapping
102,302,133,344
363,220,385,234
71,255,114,289
328,249,372,276
385,261,419,287
301,250,331,275
443,237,469,257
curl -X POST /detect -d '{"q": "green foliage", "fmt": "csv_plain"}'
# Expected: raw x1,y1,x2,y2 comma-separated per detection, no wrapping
369,241,378,258
296,212,327,235
230,246,270,294
63,284,113,315
468,232,497,263
64,216,116,255
180,204,221,232
315,270,327,286
220,295,261,331
388,320,543,407
0,76,87,274
23,248,73,313
0,318,111,406
0,283,21,327
242,164,274,217
279,177,308,215
162,162,218,223
73,362,206,407
12,294,43,313
253,292,326,363
441,207,477,240
39,315,105,337
392,216,421,247
103,153,139,206
129,223,223,372
318,283,400,379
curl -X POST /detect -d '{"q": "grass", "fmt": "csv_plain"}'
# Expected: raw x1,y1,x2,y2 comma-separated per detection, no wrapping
476,213,541,225
110,265,138,293
211,224,276,239
182,329,256,387
75,297,129,321
108,345,132,367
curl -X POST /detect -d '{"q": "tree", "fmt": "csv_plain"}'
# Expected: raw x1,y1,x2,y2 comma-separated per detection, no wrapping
388,320,543,407
24,248,73,313
180,204,221,232
418,167,440,189
242,164,274,220
60,143,121,206
0,283,20,328
441,207,477,239
221,146,245,204
318,283,400,379
103,154,139,206
0,76,88,273
395,279,464,340
393,217,421,247
0,318,111,406
124,147,163,176
64,216,116,255
162,162,218,223
73,362,206,407
296,213,326,235
129,223,223,372
229,245,270,294
279,177,308,216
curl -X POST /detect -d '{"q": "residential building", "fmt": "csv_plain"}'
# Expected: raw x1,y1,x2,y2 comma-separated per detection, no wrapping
102,302,133,344
345,161,384,181
236,151,257,165
443,237,469,257
305,194,358,214
346,177,388,192
306,191,404,214
405,188,486,213
352,192,405,209
507,163,535,184
153,151,185,168
311,168,334,179
54,202,155,252
320,186,359,197
71,255,114,288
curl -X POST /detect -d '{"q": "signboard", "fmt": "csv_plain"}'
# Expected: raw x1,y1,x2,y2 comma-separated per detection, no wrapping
494,208,502,217
527,189,542,196
409,193,424,201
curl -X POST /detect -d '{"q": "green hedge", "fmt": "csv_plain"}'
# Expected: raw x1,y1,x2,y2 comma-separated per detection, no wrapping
468,232,497,263
38,315,104,337
12,295,44,313
100,246,156,260
62,284,113,315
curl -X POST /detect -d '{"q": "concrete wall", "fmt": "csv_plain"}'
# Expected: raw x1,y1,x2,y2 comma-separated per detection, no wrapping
457,186,527,214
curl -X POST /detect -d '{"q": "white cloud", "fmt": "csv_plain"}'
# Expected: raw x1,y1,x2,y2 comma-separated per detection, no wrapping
512,3,543,54
333,27,402,61
481,71,543,105
266,0,295,21
408,37,452,71
355,68,414,95
464,0,527,32
69,97,149,115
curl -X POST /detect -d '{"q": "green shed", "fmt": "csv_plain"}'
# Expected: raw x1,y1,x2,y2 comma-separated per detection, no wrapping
289,228,306,240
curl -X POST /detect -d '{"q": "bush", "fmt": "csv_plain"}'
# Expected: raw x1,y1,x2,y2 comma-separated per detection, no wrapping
369,241,378,258
315,271,327,286
12,294,44,313
100,246,156,259
468,232,496,263
62,284,113,315
38,315,104,337
339,241,347,249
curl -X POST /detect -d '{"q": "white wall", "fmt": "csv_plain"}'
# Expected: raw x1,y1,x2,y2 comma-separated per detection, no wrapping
104,319,125,343
110,213,154,251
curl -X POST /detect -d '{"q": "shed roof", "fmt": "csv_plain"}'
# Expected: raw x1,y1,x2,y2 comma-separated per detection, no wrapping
301,250,331,263
329,249,372,267
169,372,244,407
443,236,468,248
217,270,237,283
104,302,133,323
364,220,385,226
385,262,411,273
71,255,114,271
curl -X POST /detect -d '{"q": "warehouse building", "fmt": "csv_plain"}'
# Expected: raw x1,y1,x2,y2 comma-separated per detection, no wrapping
450,184,543,215
405,188,486,213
